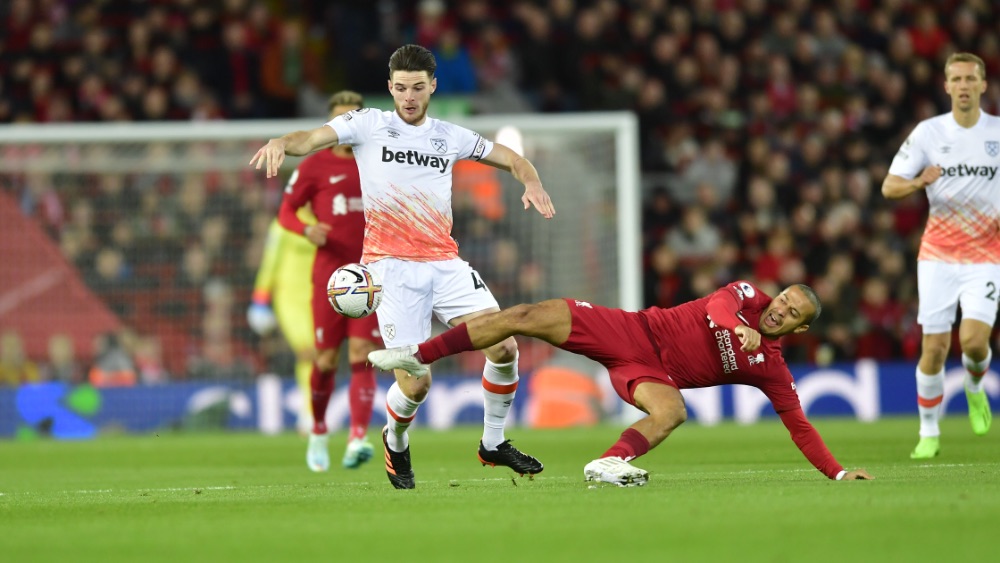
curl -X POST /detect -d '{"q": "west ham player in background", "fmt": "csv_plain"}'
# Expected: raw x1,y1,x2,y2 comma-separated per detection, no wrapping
883,52,999,460
369,281,874,486
277,90,383,472
250,45,556,489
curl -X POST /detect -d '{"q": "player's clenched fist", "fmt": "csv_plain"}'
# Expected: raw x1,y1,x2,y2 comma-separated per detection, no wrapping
916,164,942,189
733,324,761,352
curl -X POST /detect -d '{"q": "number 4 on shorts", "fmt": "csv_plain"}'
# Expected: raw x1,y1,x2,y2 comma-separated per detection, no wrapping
471,271,486,291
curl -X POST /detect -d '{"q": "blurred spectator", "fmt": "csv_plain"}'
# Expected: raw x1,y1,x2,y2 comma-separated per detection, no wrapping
432,27,477,94
43,333,84,384
186,279,255,380
88,331,137,387
259,19,322,117
665,206,722,265
0,330,41,386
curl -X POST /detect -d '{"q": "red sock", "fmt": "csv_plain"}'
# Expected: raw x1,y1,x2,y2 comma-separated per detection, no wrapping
417,322,474,363
310,364,335,435
348,361,375,440
601,428,651,461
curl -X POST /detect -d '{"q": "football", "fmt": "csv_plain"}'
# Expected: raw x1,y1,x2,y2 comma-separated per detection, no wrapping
326,263,383,318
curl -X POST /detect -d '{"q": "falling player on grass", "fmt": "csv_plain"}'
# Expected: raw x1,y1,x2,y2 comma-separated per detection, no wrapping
369,281,874,486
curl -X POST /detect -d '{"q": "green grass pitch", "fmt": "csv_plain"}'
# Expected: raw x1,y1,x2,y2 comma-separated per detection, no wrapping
2,416,998,562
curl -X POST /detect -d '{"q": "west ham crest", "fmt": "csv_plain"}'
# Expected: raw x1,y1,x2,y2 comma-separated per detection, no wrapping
383,323,395,341
431,138,447,154
986,141,999,157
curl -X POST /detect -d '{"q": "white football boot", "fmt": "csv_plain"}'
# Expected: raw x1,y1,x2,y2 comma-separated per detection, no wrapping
342,437,376,469
367,345,430,378
583,456,649,487
306,432,330,472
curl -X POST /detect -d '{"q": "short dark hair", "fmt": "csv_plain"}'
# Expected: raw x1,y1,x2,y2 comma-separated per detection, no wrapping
794,284,822,324
327,90,364,113
388,44,436,78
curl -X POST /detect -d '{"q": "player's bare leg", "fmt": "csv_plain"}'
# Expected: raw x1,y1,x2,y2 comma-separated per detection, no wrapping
585,383,686,487
342,337,377,469
368,300,573,371
959,319,993,436
306,348,339,472
912,332,950,459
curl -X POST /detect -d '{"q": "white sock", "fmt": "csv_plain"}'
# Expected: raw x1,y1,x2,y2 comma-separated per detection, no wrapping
385,382,421,452
482,352,519,450
962,350,991,394
916,368,944,438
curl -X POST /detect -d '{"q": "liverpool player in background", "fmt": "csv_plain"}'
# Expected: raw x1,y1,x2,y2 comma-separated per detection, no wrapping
251,45,555,490
276,90,382,472
882,52,998,460
369,281,874,486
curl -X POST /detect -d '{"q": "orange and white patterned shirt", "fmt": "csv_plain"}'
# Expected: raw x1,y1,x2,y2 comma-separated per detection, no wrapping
889,111,1000,264
327,109,492,264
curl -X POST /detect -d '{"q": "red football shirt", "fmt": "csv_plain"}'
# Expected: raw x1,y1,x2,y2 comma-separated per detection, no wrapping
279,149,366,288
640,281,843,479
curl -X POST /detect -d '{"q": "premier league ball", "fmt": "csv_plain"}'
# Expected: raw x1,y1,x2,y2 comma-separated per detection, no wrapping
327,263,383,318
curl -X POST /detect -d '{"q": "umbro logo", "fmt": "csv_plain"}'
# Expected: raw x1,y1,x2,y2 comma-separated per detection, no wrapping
387,129,400,138
940,146,951,154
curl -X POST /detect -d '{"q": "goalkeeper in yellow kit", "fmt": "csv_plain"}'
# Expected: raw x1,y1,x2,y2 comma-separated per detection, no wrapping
248,91,381,472
248,206,318,433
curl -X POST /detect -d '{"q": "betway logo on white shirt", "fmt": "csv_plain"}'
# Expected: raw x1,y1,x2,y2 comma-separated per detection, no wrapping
326,108,494,262
381,146,450,173
888,111,1000,263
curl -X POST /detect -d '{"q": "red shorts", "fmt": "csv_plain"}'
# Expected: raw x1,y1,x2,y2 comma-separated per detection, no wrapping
558,299,676,406
312,258,382,351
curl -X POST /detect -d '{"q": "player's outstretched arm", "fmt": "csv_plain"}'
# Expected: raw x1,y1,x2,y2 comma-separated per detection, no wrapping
881,166,941,199
480,143,555,218
250,126,340,178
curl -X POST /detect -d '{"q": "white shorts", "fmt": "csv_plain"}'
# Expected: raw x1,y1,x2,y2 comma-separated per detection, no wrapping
367,257,499,347
917,261,1000,334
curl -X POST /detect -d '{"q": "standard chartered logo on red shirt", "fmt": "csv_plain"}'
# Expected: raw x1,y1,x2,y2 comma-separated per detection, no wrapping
715,329,739,374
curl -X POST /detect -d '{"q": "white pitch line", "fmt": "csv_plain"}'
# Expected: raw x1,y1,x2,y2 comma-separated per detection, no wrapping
5,462,998,497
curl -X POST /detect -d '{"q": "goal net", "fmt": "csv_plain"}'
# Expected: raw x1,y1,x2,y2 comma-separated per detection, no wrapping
0,111,639,433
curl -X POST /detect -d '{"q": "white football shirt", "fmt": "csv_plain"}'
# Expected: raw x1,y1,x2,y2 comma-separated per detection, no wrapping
888,111,1000,263
327,109,492,263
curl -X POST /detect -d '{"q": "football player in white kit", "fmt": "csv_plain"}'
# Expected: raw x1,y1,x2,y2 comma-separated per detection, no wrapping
883,52,999,459
250,44,555,488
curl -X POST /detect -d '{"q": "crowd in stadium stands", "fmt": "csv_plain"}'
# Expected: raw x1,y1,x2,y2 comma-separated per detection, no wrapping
3,0,1000,384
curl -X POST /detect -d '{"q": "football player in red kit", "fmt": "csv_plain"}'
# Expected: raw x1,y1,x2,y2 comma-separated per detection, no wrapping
369,281,873,486
279,90,383,472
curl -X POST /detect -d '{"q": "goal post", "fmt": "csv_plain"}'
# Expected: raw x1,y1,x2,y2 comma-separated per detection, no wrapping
0,111,641,382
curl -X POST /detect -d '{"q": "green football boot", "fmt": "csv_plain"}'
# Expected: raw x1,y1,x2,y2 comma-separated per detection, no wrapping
910,436,940,460
966,388,992,436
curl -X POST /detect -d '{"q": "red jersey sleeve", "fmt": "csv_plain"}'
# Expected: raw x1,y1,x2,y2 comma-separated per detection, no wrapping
277,198,306,235
777,407,844,479
706,280,766,330
280,161,317,228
